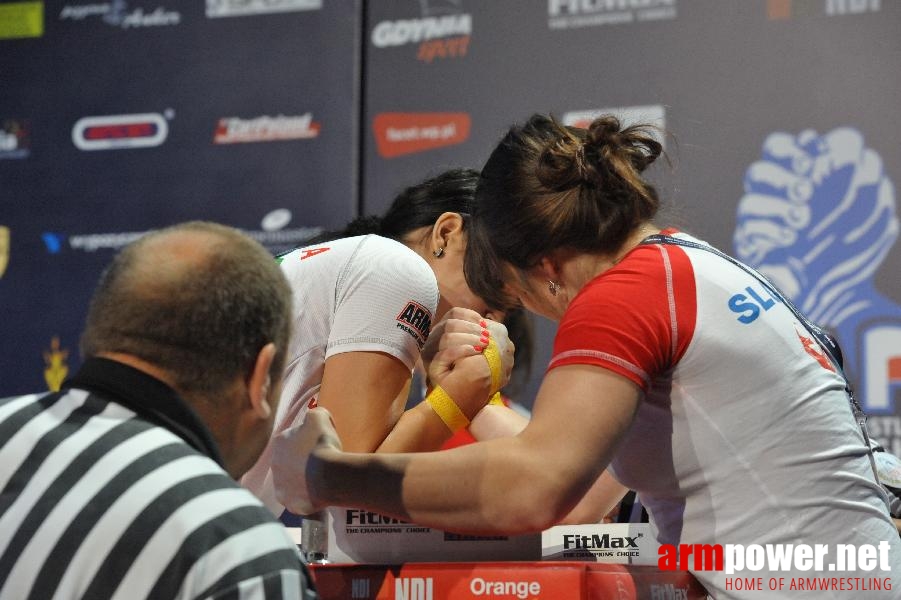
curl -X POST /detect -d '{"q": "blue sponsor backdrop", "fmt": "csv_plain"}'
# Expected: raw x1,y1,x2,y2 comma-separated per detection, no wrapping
2,0,901,454
1,0,360,393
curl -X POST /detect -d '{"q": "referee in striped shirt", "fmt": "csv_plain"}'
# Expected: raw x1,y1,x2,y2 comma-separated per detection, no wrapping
0,222,317,599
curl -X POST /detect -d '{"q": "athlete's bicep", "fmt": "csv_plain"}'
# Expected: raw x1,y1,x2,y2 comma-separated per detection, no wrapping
519,365,641,508
317,350,413,452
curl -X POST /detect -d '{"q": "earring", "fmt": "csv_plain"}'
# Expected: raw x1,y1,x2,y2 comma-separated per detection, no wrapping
433,247,445,258
547,280,560,296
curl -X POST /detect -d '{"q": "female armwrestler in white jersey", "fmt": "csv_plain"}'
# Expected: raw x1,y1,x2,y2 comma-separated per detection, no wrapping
241,169,516,516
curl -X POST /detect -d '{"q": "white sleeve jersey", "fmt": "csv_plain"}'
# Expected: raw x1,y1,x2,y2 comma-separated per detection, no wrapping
242,235,438,514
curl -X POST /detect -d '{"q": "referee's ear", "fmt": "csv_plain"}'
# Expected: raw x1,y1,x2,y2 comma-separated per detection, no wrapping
248,343,277,420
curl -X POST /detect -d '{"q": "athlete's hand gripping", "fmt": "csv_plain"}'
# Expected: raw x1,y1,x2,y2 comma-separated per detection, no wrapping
272,407,342,516
427,313,515,420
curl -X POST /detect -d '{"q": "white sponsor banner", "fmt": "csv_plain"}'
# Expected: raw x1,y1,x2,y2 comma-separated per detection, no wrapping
324,508,541,563
548,0,677,30
542,523,660,565
298,509,661,565
206,0,322,18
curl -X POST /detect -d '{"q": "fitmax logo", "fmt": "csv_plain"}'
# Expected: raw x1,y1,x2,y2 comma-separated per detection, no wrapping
650,583,690,600
345,509,409,526
563,533,640,549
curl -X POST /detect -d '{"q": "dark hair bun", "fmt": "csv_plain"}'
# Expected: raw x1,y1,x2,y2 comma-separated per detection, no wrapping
585,115,661,174
535,120,587,191
586,116,622,148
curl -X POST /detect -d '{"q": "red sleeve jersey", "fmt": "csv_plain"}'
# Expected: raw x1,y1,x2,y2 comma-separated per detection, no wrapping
549,238,697,390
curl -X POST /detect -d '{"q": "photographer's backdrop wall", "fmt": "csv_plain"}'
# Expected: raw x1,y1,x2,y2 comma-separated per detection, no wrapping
3,0,900,453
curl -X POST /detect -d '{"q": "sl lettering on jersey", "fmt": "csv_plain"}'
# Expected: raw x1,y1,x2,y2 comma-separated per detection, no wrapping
396,301,432,347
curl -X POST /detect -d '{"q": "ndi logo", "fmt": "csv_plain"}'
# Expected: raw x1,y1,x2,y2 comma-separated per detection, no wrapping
767,0,880,19
350,578,370,599
395,577,433,600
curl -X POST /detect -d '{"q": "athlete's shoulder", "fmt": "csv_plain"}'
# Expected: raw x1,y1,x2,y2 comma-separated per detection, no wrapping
625,229,715,284
350,235,436,283
574,230,699,303
280,235,424,267
278,235,364,264
357,234,429,262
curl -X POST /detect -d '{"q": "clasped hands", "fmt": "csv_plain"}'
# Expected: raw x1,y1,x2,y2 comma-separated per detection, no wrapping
271,307,514,515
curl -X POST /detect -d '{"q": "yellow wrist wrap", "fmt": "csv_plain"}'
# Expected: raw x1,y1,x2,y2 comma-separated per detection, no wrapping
483,338,503,395
426,385,470,432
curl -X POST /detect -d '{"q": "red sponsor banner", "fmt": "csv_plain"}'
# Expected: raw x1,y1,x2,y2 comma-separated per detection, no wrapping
372,112,470,158
309,561,707,599
311,562,583,599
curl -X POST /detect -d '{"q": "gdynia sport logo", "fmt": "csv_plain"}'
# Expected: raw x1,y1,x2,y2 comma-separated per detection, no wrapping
658,541,893,592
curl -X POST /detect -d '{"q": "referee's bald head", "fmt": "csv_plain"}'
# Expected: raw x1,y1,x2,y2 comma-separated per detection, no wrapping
80,221,293,398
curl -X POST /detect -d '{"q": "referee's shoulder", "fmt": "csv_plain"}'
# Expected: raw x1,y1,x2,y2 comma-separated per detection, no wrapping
126,433,313,599
172,474,315,599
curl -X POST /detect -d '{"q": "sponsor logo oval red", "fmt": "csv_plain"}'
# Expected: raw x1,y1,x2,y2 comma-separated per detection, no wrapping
72,113,168,151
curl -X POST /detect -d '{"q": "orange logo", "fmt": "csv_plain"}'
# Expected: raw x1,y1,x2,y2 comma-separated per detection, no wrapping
373,112,470,158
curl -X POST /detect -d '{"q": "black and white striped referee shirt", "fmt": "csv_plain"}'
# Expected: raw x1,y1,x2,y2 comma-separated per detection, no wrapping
0,357,316,600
